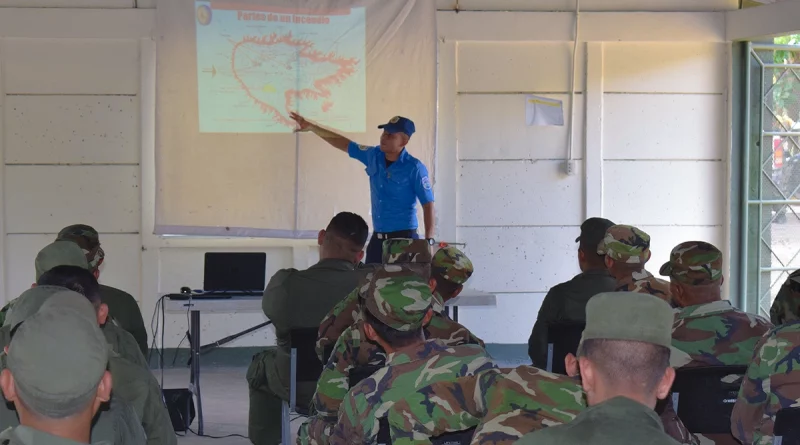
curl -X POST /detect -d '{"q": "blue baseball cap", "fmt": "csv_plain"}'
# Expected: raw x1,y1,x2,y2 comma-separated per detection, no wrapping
378,116,415,136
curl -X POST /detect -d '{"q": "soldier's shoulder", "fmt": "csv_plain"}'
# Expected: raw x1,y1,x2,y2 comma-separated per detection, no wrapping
99,284,135,299
266,268,298,289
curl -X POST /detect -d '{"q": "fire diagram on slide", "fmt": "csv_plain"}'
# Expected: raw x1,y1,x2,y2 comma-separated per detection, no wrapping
195,2,366,133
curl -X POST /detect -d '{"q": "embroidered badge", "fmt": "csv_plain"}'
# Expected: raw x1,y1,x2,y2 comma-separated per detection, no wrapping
422,176,432,190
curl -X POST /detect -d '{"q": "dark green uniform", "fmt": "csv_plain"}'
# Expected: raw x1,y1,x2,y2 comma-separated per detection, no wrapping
99,285,148,357
103,322,148,369
528,269,617,367
248,259,363,445
515,396,680,445
0,425,111,445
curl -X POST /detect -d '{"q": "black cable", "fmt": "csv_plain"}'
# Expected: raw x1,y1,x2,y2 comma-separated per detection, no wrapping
188,428,248,440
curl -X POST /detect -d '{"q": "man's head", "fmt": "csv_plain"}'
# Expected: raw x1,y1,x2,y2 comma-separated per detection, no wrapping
37,265,109,326
363,275,434,352
576,292,675,409
317,212,369,263
575,218,615,272
431,246,473,302
1,292,111,428
34,241,89,282
597,225,652,279
56,225,104,276
378,116,415,156
660,241,724,308
771,269,800,325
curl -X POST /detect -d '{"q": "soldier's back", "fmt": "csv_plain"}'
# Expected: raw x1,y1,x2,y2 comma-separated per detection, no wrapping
516,396,679,445
672,300,772,368
732,321,800,445
98,284,147,357
0,426,112,445
103,322,148,368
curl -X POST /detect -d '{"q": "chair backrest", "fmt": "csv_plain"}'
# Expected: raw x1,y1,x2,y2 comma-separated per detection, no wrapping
376,416,475,445
349,365,383,389
672,365,747,434
546,321,585,374
775,407,800,445
289,328,325,382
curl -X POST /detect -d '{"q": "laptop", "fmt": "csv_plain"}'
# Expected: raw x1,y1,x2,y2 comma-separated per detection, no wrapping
200,252,267,297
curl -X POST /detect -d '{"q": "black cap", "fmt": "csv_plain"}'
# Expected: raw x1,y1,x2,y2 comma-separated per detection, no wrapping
576,217,615,251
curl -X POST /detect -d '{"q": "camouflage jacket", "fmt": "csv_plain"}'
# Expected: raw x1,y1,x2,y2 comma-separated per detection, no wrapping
300,314,484,445
615,270,673,305
671,300,772,368
731,321,800,445
388,366,585,445
316,288,361,363
329,340,496,445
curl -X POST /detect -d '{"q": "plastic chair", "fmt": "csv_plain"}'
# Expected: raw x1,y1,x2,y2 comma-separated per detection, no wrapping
546,321,585,374
281,328,324,445
671,365,747,434
774,407,800,445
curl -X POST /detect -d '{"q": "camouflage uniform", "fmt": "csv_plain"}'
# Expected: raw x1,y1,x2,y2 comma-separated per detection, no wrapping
768,269,800,326
663,242,771,445
57,225,149,356
299,247,482,445
315,239,432,363
598,225,672,305
328,276,496,445
664,242,772,369
387,366,584,445
731,271,800,445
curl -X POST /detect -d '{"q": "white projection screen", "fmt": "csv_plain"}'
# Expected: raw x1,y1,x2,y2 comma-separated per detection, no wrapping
156,0,436,237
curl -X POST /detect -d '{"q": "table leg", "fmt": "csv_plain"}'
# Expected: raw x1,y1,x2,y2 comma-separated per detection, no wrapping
453,306,459,323
190,310,204,435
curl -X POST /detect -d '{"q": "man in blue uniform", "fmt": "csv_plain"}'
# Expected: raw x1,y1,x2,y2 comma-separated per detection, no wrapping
290,112,435,263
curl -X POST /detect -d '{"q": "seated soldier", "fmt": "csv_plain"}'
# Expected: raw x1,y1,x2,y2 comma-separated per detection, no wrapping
299,248,482,445
599,225,672,304
316,238,432,363
388,365,584,445
529,217,617,367
4,286,176,445
57,224,149,357
329,276,496,445
0,294,113,445
665,241,772,368
36,263,147,369
516,292,678,445
248,212,369,445
731,268,800,445
769,268,800,325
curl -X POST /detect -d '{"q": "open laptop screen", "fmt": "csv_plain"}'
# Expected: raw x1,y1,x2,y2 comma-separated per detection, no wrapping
203,252,267,293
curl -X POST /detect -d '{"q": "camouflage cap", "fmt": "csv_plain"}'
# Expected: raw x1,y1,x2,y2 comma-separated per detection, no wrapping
431,246,473,286
56,224,105,272
8,292,108,418
583,292,674,349
34,241,90,280
382,239,432,264
364,274,433,332
597,225,652,264
659,241,723,285
360,265,442,313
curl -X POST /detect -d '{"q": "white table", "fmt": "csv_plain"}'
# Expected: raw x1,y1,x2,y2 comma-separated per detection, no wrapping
162,289,496,434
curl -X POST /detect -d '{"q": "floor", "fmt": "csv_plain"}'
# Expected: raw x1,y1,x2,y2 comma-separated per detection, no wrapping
158,346,527,445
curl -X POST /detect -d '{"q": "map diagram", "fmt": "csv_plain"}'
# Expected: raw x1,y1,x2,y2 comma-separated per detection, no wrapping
195,2,366,133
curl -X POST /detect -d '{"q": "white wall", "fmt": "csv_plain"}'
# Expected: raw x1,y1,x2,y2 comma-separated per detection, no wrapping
0,2,737,348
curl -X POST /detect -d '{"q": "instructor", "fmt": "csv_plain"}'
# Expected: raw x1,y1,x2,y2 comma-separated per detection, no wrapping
290,112,435,264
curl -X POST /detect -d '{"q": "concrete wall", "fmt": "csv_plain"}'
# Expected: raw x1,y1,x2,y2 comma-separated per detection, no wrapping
0,2,734,349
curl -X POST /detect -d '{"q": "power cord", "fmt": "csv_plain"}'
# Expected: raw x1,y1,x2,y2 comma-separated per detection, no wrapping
187,428,248,440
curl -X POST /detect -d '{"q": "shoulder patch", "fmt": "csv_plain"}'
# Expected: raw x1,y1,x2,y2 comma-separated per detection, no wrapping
421,176,432,191
358,144,370,151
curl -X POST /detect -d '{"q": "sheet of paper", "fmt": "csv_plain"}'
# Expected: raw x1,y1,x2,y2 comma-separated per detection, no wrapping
526,95,564,126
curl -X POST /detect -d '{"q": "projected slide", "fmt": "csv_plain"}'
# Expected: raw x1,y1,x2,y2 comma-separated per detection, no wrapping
195,2,366,133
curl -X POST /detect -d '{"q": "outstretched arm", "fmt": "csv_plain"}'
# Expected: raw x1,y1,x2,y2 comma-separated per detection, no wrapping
290,112,352,153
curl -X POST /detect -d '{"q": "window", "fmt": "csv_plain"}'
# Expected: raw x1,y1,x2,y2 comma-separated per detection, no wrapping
743,37,800,317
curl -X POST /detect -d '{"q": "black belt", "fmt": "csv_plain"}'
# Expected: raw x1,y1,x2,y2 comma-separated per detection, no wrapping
375,230,416,240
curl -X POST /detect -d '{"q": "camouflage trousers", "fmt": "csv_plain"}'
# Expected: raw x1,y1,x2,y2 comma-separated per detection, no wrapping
296,416,336,445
